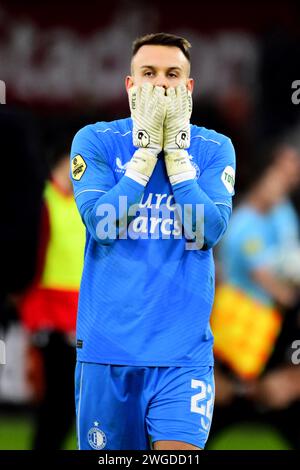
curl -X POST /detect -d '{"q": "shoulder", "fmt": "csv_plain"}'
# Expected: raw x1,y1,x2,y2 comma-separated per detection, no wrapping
73,118,132,143
190,124,235,168
191,124,232,148
72,118,133,160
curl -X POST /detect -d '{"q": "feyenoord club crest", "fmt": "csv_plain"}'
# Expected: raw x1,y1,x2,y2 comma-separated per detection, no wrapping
87,422,107,450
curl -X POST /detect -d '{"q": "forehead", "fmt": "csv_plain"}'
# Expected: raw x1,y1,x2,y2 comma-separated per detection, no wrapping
132,45,190,72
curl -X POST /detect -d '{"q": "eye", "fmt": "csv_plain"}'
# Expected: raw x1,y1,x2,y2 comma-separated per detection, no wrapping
144,71,154,77
168,73,178,78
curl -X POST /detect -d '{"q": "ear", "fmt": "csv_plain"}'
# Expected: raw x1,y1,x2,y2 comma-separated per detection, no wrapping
187,78,194,93
125,76,134,92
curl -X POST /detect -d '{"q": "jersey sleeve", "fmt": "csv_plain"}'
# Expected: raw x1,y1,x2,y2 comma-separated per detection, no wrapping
70,125,116,212
198,138,236,209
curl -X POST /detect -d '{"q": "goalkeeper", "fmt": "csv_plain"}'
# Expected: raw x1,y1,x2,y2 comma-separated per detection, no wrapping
71,33,236,450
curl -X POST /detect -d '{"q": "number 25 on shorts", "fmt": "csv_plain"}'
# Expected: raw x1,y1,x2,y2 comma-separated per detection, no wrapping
190,379,214,431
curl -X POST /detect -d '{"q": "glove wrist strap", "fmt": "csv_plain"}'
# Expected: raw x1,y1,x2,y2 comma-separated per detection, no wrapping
125,148,158,187
164,150,196,185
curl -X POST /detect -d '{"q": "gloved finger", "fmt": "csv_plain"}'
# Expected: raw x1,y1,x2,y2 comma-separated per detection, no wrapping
175,83,187,96
153,86,166,108
128,85,139,111
177,83,192,115
142,82,154,92
141,82,154,104
163,94,170,111
166,87,176,113
166,86,179,116
153,85,165,98
166,87,176,100
145,86,164,116
176,83,189,106
152,86,165,106
187,89,193,115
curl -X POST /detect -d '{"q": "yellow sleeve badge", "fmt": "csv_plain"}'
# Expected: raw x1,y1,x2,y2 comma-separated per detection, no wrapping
71,155,87,181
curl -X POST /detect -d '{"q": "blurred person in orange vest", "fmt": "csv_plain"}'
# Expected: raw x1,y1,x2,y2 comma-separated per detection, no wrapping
19,140,85,449
208,141,300,449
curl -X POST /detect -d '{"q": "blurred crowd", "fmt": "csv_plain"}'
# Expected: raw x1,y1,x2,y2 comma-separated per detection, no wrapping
209,141,300,449
1,0,300,450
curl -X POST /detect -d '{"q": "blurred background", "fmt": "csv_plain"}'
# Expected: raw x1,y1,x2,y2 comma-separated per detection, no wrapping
0,0,300,450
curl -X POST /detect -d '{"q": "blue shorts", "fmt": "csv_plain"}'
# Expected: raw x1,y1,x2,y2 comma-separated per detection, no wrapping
75,362,215,450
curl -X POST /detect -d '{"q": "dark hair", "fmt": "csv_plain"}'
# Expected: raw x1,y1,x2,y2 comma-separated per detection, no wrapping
132,32,191,63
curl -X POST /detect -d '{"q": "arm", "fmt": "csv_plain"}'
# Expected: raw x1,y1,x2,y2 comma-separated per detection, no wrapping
71,127,146,245
237,222,299,307
71,85,166,244
251,268,298,308
249,365,300,409
171,179,231,249
162,86,235,249
80,175,145,244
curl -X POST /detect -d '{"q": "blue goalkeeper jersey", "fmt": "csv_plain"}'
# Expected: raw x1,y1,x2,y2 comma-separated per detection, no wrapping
71,118,235,367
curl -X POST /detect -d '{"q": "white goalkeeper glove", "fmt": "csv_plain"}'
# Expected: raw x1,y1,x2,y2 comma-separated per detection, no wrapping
125,83,166,186
164,84,195,185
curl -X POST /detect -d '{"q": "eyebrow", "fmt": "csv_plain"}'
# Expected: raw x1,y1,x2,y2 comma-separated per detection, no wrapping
140,65,183,72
